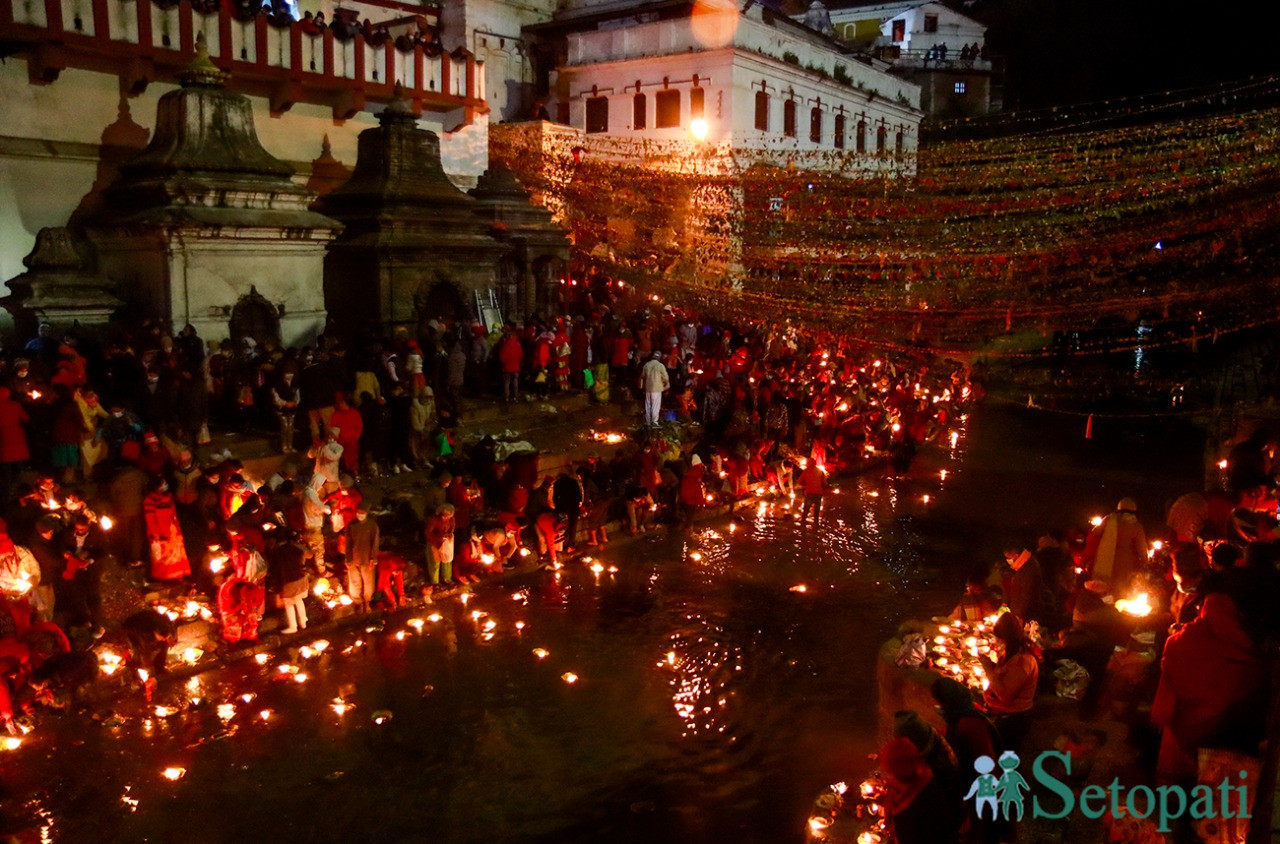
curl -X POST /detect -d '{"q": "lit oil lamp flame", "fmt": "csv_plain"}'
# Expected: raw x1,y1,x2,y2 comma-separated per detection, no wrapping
688,551,703,562
99,515,113,531
2,736,23,751
532,648,549,659
427,613,442,623
1116,593,1153,617
258,709,272,721
789,584,808,593
254,653,269,665
561,672,578,684
1090,515,1104,527
161,767,185,781
331,698,353,716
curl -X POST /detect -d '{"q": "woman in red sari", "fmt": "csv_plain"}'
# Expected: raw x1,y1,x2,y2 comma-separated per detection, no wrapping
143,479,190,581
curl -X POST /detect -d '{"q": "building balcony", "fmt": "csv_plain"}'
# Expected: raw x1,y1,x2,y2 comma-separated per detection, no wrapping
876,46,992,72
0,0,487,120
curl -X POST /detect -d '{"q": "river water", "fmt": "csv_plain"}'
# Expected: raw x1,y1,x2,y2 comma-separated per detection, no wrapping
0,405,1203,844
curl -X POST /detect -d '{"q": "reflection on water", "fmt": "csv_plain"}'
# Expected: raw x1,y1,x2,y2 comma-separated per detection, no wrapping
0,406,1202,844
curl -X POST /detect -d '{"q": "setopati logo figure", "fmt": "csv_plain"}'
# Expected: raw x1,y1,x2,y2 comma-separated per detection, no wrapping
965,756,1000,820
965,751,1029,821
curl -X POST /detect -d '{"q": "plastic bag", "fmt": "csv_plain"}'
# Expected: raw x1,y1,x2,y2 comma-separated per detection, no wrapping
1053,659,1089,700
894,634,927,668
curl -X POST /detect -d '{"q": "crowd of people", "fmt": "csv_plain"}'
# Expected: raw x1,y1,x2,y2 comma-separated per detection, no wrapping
0,299,972,735
871,444,1280,843
0,299,1275,842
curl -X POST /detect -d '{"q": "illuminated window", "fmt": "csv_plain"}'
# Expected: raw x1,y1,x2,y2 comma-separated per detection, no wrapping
954,81,967,94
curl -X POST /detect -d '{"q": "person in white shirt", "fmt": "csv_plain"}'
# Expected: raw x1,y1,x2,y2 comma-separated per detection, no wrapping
639,351,670,427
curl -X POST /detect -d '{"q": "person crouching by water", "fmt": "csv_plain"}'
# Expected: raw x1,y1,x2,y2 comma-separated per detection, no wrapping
878,736,964,844
979,612,1040,752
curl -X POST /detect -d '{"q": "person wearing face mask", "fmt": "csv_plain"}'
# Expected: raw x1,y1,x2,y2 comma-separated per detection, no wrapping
102,402,142,468
344,502,379,614
143,478,190,582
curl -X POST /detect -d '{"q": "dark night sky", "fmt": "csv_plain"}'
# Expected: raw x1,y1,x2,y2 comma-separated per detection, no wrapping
969,0,1276,109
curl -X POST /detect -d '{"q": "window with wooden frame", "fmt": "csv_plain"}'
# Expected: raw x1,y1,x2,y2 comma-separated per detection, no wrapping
754,89,770,130
585,96,609,133
655,89,681,128
690,86,705,119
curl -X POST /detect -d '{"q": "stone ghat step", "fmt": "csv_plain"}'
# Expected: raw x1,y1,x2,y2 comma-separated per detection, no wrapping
202,393,629,485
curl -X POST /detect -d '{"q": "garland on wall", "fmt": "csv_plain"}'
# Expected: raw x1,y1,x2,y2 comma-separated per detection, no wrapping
491,102,1280,357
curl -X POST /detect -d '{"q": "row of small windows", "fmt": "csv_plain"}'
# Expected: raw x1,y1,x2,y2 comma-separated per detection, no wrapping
754,90,904,153
586,85,706,133
584,86,907,154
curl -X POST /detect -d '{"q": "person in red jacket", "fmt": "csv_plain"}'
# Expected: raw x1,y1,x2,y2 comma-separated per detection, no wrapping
498,330,523,402
1152,590,1267,784
0,387,31,496
678,454,706,527
797,458,828,527
608,328,633,399
328,393,364,476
